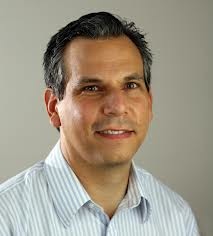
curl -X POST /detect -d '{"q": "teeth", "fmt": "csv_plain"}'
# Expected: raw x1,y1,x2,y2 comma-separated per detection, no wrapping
99,130,126,135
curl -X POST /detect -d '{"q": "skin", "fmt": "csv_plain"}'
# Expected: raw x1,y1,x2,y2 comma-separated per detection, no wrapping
44,36,153,218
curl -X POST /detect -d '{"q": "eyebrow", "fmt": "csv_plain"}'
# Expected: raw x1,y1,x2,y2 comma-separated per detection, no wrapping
123,73,144,82
77,77,102,85
77,73,144,85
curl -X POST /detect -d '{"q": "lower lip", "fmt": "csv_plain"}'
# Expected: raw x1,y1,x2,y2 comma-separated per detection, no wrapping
95,131,134,140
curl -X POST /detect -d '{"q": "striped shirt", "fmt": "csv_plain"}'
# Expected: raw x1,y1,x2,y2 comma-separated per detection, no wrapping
0,140,200,235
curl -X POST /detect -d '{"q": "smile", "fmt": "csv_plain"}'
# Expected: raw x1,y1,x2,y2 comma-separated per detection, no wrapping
96,129,134,139
98,130,128,135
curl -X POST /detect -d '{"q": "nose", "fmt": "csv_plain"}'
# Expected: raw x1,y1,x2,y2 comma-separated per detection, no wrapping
102,90,128,116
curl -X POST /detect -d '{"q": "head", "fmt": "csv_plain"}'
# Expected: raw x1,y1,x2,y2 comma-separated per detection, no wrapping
44,12,153,167
43,12,152,104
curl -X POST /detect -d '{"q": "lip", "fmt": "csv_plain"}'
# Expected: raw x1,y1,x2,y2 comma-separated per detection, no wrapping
95,129,134,140
96,127,133,132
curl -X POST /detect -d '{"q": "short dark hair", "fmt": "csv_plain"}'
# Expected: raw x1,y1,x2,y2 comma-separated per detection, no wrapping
43,11,152,101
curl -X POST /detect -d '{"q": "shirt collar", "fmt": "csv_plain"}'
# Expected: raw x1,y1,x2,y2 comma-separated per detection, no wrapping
44,140,91,228
44,140,151,227
121,162,152,222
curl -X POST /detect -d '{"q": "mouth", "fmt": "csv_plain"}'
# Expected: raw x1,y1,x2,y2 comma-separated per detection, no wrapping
95,129,134,140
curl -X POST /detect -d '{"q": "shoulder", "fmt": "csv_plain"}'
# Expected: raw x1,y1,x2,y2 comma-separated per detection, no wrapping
135,166,200,234
135,165,193,215
0,160,45,197
0,161,46,227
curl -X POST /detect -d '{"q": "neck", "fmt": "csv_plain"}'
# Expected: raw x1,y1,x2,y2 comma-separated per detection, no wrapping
61,141,132,218
78,163,131,218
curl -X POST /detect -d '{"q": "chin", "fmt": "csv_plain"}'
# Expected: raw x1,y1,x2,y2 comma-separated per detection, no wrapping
99,152,133,167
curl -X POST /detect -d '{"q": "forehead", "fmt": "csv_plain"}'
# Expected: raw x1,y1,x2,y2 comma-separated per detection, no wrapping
62,36,144,78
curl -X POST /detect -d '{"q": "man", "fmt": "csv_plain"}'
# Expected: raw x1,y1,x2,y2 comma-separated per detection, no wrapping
0,12,200,235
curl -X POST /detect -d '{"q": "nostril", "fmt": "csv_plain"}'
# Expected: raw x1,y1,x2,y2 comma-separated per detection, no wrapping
103,104,127,116
102,91,128,116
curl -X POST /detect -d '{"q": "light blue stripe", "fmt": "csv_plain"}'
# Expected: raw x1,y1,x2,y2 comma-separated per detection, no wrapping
0,140,200,235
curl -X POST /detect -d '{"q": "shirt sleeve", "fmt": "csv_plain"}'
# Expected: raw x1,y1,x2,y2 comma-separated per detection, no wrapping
184,203,201,236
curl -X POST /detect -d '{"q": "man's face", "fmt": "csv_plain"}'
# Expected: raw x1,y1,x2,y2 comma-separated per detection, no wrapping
56,36,153,167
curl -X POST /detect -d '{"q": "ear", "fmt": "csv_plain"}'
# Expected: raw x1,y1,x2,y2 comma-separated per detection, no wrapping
148,89,153,122
44,88,61,128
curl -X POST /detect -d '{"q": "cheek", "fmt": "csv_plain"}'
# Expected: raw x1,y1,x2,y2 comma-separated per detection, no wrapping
72,100,98,129
131,96,151,123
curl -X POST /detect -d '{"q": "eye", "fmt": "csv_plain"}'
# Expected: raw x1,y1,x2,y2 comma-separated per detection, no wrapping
82,85,99,92
125,82,139,89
